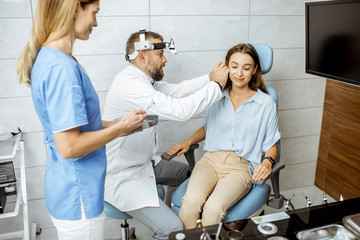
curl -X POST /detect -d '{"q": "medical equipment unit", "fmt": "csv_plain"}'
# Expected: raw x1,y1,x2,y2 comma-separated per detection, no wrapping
125,28,177,61
0,132,40,240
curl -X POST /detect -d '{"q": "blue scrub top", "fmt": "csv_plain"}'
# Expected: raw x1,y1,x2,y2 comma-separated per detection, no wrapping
31,47,106,220
203,88,281,175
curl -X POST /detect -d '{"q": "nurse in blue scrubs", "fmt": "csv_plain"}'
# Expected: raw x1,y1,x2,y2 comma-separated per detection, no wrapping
16,0,146,239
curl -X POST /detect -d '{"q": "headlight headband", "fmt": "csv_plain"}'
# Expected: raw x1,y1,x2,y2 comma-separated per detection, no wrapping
125,28,177,61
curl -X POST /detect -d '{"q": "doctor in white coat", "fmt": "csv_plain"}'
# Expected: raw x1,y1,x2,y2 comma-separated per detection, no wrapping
102,30,228,239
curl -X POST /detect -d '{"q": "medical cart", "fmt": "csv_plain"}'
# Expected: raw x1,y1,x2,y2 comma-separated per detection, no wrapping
0,133,40,239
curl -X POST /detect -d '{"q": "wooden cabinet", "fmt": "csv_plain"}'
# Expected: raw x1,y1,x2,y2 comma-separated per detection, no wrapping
315,79,360,200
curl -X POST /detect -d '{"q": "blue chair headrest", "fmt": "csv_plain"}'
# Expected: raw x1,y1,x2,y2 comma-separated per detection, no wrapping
252,44,273,74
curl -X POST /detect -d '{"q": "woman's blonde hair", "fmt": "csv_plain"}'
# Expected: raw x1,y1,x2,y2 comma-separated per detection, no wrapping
16,0,97,87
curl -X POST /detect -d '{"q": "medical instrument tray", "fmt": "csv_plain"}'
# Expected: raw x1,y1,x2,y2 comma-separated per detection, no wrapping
343,213,360,237
0,161,17,195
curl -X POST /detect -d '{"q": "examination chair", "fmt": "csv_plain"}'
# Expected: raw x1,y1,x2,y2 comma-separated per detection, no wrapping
162,44,285,223
104,184,165,240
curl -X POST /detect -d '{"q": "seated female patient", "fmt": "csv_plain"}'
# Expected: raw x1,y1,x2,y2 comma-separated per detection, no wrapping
167,43,281,229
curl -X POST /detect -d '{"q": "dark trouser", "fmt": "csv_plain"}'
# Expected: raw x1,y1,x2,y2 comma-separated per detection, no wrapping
153,159,191,206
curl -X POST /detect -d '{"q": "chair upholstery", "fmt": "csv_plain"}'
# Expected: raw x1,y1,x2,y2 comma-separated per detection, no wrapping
252,44,273,74
167,44,285,223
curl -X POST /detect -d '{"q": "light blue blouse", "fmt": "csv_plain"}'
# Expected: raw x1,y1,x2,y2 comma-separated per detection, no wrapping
31,47,106,220
203,88,281,174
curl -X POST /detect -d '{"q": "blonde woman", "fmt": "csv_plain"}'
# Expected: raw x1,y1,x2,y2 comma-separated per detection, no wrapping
16,0,146,239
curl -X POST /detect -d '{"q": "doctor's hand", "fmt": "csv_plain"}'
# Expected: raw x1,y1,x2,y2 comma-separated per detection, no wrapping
252,161,272,182
114,110,146,137
167,140,191,157
209,61,229,90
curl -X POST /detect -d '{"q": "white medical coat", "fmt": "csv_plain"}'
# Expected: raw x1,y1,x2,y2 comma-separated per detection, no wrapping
102,64,222,211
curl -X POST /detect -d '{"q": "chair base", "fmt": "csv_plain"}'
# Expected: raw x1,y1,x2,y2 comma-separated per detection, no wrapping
120,219,132,240
268,195,285,209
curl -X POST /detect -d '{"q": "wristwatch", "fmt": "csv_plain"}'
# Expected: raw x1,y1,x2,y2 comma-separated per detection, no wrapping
262,156,275,166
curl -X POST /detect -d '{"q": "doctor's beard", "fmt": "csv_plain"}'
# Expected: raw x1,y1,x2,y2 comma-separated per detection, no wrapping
146,62,164,81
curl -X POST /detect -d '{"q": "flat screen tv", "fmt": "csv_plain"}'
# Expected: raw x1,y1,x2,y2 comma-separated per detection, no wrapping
306,0,360,86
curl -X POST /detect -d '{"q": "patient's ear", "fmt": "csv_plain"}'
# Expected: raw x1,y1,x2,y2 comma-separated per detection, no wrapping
252,65,258,75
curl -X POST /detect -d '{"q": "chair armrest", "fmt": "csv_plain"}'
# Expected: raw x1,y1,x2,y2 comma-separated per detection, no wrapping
161,151,177,161
251,162,285,209
161,144,200,161
161,144,200,170
251,162,285,185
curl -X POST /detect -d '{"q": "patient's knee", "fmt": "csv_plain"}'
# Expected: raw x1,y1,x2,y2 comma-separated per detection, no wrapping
202,200,226,225
181,194,205,212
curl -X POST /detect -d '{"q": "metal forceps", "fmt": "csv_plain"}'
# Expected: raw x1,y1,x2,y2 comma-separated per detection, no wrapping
145,98,155,111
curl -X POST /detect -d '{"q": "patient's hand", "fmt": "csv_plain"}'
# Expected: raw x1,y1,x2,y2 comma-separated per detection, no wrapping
252,161,272,182
167,141,191,157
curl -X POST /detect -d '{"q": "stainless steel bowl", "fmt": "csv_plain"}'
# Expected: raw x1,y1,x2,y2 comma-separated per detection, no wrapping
141,115,158,129
296,224,358,240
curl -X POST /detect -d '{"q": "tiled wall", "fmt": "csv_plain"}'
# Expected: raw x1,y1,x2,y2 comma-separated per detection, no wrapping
0,0,325,234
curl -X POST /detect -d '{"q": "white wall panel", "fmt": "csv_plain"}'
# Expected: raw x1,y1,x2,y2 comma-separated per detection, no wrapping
25,166,45,200
76,54,125,92
0,0,32,18
0,59,31,98
278,107,323,138
280,162,317,190
150,0,250,15
73,17,149,55
150,16,249,51
0,97,42,133
267,78,326,110
0,18,32,59
249,16,304,48
163,51,226,83
281,135,320,165
98,0,149,16
264,48,320,80
31,0,150,17
251,0,305,15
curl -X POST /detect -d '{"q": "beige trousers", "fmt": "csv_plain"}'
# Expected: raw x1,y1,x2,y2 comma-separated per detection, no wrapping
179,151,252,229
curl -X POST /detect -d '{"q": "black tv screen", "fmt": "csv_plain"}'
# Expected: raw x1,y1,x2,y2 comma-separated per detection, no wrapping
306,0,360,86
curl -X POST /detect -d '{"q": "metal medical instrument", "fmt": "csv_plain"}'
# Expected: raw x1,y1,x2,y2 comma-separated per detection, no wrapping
215,222,222,240
302,193,312,207
145,99,155,112
285,193,295,211
125,28,178,61
323,192,328,204
197,219,211,240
